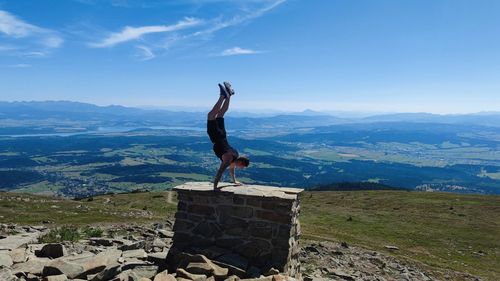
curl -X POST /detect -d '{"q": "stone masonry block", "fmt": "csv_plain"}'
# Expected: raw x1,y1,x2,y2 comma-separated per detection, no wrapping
188,204,215,216
217,205,253,219
256,210,291,224
171,182,303,279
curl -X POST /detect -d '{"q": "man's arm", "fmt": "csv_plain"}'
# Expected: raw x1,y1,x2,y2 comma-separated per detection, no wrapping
213,153,232,189
229,165,241,185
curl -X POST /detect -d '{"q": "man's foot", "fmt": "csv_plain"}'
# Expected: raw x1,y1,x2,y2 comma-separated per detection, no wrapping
218,83,229,98
223,81,235,96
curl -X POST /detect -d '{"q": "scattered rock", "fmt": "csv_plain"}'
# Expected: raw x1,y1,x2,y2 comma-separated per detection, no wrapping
0,220,481,281
119,240,145,251
89,238,114,247
122,264,158,280
0,267,18,281
184,255,228,279
0,251,13,267
176,268,207,281
239,276,272,281
42,259,86,279
157,230,174,239
212,260,246,279
112,269,134,281
215,253,248,271
152,239,167,248
147,252,168,266
90,264,122,281
264,268,279,276
9,248,28,263
11,257,50,275
303,246,319,254
153,270,176,281
82,248,122,275
122,249,147,259
37,244,66,259
43,274,68,281
0,231,43,251
223,275,240,281
330,269,355,281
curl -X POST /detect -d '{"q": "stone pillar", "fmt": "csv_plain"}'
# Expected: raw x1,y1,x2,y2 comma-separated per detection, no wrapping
167,182,303,279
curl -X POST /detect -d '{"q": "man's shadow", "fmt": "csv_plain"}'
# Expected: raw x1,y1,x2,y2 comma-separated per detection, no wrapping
215,183,243,190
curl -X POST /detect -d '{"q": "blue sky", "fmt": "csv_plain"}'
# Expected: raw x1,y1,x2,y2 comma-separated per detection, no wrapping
1,0,499,113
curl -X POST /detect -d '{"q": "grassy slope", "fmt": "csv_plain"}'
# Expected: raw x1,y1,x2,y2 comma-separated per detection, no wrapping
0,191,177,225
300,190,500,280
1,190,498,280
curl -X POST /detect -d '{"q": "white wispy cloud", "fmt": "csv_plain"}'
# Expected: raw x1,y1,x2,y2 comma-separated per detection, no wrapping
0,10,64,51
0,44,18,51
218,47,261,56
4,63,32,68
74,0,279,8
193,0,286,37
161,0,286,51
89,17,202,48
135,45,155,61
85,0,286,60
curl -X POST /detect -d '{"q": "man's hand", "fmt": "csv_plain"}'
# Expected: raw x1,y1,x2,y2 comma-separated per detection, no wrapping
229,166,236,183
229,165,243,185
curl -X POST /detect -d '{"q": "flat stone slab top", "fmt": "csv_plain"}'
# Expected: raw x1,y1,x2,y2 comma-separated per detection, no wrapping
173,182,303,200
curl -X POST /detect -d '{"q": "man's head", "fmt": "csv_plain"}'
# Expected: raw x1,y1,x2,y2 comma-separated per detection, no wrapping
234,156,250,168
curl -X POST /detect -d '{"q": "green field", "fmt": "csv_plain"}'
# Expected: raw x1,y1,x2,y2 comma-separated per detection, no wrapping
300,190,500,280
1,130,500,196
1,189,498,280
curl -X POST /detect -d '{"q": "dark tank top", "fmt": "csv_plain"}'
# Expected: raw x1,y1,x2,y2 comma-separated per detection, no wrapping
213,138,239,162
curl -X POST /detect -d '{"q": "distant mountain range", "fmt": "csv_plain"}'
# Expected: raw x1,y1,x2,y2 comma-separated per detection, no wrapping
1,101,499,130
362,112,500,127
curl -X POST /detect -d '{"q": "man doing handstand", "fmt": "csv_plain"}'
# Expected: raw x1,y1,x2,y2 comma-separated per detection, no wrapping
207,82,250,190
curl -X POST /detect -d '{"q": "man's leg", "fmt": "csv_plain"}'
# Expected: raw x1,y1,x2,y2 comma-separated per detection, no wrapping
218,94,231,118
207,95,226,120
214,95,230,138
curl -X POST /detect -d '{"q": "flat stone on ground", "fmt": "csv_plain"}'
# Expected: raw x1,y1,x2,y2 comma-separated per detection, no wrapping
0,267,18,281
122,249,147,259
11,257,50,275
176,268,207,281
153,270,176,281
0,251,13,267
42,259,86,279
184,255,228,278
0,232,43,251
119,240,145,251
83,248,122,275
9,248,27,263
44,274,68,281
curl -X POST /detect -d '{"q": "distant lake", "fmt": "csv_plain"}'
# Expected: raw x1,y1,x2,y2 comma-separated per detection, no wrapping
1,126,207,137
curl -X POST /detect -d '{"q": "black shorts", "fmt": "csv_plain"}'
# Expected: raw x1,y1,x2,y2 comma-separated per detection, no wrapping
207,117,226,143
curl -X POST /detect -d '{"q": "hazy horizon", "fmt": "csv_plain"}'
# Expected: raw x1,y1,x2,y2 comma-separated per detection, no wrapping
2,99,500,116
1,1,500,114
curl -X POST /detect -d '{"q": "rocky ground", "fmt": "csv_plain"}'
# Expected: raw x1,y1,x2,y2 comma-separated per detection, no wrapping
299,241,481,281
0,223,481,281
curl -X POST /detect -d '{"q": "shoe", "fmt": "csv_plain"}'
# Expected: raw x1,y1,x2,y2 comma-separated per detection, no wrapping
223,81,235,96
218,83,229,98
